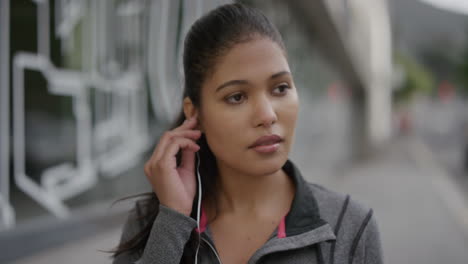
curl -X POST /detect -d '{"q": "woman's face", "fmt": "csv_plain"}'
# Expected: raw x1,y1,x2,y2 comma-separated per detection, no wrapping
197,37,299,176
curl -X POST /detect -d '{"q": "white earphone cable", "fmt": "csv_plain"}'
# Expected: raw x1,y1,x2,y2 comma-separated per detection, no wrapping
194,151,202,264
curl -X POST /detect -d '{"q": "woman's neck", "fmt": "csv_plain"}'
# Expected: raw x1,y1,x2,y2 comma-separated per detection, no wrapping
211,161,295,219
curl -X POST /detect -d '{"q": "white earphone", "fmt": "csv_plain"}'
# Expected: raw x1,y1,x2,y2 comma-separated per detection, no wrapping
194,151,202,263
193,151,222,264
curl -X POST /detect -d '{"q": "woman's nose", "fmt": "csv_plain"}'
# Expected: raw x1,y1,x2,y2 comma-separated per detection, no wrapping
253,96,278,128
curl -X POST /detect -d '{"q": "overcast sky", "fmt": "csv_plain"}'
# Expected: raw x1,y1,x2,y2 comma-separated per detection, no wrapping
418,0,468,15
390,0,468,56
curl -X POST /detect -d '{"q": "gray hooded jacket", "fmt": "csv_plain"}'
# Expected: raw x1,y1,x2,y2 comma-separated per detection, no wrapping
113,160,383,264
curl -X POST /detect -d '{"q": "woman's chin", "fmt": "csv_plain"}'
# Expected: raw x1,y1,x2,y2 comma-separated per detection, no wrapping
244,152,288,176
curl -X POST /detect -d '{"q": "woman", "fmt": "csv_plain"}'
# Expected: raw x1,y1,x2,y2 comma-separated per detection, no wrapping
112,3,383,264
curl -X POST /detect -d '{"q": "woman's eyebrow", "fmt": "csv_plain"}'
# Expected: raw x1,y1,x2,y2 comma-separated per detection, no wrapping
270,71,291,79
216,80,248,93
215,71,291,93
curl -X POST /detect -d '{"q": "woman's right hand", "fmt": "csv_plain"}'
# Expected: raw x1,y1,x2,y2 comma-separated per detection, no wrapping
144,115,201,216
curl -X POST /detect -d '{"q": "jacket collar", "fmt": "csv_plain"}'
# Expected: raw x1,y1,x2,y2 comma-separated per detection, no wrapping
247,160,336,263
282,159,330,236
199,159,336,263
199,159,336,240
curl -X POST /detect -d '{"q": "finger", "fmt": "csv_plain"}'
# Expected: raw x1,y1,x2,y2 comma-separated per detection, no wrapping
179,147,196,174
145,136,199,180
178,149,197,193
146,130,198,177
153,130,201,161
160,137,200,170
173,115,198,132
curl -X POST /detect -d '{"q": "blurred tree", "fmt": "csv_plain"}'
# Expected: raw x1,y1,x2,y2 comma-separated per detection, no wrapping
393,52,434,104
417,33,468,96
419,36,459,82
456,49,468,96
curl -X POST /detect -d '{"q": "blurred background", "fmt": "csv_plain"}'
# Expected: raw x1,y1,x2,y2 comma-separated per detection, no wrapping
1,0,468,263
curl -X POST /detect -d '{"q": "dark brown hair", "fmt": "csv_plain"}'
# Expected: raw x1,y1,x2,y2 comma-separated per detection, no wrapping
111,3,285,262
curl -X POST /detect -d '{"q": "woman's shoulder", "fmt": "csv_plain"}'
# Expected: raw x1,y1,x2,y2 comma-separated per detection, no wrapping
306,182,376,232
306,183,383,263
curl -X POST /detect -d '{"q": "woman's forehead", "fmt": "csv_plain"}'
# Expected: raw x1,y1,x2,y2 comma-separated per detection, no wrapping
205,38,290,90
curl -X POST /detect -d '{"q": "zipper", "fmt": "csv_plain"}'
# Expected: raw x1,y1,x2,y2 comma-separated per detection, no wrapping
201,237,223,264
199,229,280,264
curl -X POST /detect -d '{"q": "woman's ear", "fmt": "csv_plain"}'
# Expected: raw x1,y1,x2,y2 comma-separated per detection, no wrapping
183,97,196,120
183,97,202,130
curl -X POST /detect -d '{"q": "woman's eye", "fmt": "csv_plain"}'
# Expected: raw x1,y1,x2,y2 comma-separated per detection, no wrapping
225,93,245,104
273,83,290,95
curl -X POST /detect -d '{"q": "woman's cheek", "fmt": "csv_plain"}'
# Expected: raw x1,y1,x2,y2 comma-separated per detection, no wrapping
204,112,239,148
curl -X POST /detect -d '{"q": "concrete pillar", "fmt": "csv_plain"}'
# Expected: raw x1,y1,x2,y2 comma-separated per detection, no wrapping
327,0,393,151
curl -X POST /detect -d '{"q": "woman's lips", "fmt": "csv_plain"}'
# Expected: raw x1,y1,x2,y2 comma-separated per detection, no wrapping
251,142,281,153
249,134,283,153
